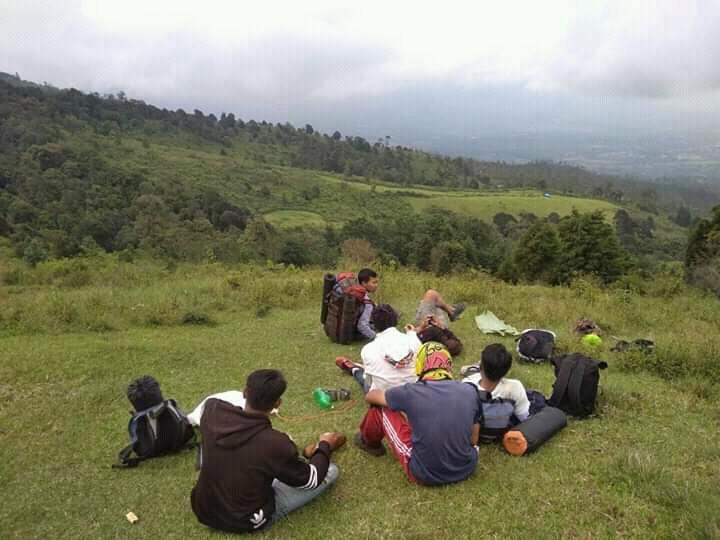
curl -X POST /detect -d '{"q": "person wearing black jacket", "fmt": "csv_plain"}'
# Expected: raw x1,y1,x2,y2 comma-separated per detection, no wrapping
191,369,346,533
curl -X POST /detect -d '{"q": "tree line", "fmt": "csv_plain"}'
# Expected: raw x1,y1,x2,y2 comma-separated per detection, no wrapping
1,77,718,293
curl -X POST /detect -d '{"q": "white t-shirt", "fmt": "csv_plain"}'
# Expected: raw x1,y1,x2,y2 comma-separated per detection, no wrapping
187,390,246,426
361,327,422,391
462,373,531,421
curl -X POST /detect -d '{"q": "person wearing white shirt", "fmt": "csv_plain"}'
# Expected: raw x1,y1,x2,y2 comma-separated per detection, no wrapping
335,304,421,393
462,343,531,422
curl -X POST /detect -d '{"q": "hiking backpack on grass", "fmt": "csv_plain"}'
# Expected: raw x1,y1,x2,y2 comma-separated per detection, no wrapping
470,385,517,444
516,329,556,363
115,376,196,468
547,354,608,418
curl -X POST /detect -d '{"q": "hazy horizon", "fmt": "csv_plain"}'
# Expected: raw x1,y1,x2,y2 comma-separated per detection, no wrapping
3,0,720,180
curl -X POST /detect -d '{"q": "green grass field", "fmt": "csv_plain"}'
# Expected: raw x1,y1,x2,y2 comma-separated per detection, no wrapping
409,191,620,221
1,256,719,538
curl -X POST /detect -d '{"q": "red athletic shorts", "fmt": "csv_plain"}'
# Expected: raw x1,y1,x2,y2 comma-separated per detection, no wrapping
359,406,417,483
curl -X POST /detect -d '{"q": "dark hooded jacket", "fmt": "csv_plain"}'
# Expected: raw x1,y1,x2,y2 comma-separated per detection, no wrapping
191,398,331,533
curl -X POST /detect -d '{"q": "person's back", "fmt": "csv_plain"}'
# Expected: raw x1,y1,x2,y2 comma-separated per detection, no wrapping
358,342,480,486
191,398,292,531
386,379,478,485
191,370,345,534
361,324,421,391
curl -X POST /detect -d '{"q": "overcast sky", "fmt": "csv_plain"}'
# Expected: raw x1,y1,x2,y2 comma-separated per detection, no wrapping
2,0,720,141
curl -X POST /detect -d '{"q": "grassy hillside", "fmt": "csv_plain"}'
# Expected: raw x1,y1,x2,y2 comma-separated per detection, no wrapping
409,190,619,221
1,255,719,538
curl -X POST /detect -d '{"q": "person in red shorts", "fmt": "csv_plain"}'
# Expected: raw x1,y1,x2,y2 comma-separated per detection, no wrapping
355,342,481,486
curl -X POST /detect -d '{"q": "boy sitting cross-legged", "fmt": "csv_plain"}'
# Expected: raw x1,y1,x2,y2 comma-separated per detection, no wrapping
191,369,346,534
355,342,481,486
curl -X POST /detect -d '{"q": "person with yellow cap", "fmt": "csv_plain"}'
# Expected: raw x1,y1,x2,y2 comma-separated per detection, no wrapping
355,342,481,485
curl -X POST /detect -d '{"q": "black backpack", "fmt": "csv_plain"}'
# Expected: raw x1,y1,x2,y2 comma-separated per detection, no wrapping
516,329,556,363
547,354,608,418
115,376,196,468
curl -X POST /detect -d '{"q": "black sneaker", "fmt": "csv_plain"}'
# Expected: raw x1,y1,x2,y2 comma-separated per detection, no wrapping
354,431,386,457
449,302,466,322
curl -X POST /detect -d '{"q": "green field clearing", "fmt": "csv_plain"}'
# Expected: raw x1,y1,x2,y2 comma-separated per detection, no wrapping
316,172,623,220
1,259,719,538
409,192,620,220
264,210,327,228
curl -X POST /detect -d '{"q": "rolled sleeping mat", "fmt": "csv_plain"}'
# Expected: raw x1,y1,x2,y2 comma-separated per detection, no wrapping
321,273,336,324
503,406,567,456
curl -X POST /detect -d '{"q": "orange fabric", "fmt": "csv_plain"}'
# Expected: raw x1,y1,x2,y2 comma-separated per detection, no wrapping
336,272,368,302
503,430,528,456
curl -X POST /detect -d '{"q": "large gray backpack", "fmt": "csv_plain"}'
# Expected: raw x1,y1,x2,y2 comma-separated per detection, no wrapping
471,385,516,443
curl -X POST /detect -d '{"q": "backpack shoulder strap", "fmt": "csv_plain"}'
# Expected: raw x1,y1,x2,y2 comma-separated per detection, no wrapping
548,355,576,407
465,382,487,425
567,357,588,414
114,411,153,468
165,399,197,449
113,402,168,469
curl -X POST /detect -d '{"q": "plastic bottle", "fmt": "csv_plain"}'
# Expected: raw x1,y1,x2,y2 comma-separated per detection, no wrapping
312,388,333,410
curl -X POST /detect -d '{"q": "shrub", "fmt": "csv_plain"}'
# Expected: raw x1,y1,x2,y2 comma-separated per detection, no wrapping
181,311,214,325
341,238,377,265
512,221,560,283
557,211,628,283
688,260,720,297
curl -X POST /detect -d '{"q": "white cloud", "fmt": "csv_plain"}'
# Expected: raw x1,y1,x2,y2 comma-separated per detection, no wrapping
2,0,720,113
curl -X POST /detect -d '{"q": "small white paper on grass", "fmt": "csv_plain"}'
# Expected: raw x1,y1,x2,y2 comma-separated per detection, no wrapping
126,512,139,524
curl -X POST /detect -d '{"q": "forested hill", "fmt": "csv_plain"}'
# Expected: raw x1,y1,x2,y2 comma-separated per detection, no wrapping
2,73,716,211
1,74,718,292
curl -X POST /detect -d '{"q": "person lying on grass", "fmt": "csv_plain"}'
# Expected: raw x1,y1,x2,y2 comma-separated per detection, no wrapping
335,303,422,394
461,343,532,422
410,289,465,356
191,369,346,534
355,342,481,486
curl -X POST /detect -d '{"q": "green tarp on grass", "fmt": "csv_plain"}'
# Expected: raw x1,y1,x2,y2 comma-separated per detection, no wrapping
475,310,520,336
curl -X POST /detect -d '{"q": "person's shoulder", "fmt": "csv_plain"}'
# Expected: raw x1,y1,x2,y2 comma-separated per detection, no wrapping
502,378,527,392
263,427,298,456
453,379,479,392
386,381,413,400
498,378,527,401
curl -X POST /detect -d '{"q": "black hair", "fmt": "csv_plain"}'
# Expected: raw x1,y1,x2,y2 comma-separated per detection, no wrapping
357,268,377,285
481,343,513,382
370,303,398,332
245,369,287,411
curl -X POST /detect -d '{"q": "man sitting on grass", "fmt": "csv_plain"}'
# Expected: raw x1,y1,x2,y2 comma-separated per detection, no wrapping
462,343,531,422
354,342,480,486
335,303,421,394
333,267,379,340
191,369,346,534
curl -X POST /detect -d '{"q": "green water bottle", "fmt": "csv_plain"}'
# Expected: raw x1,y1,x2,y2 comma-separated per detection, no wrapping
312,388,333,410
